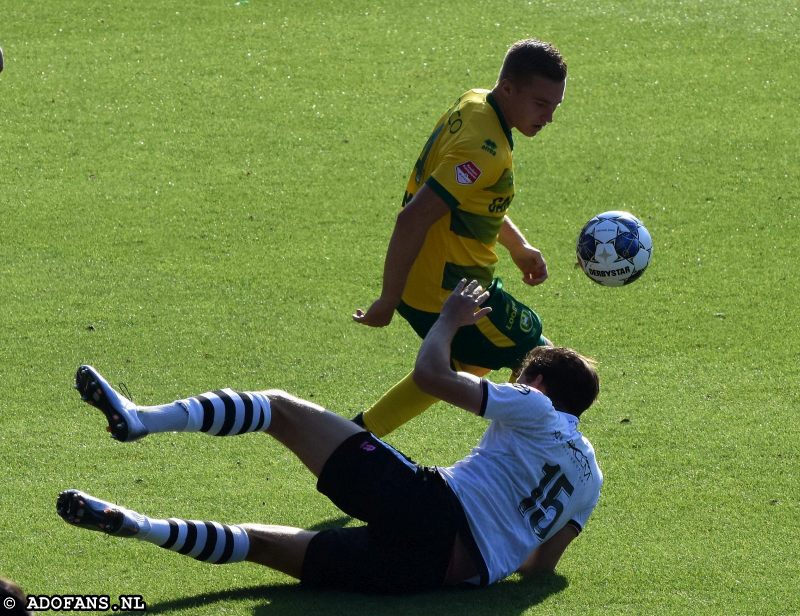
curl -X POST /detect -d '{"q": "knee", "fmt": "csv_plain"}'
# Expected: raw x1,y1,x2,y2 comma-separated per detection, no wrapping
254,389,278,403
259,389,297,413
259,388,289,401
260,390,325,414
258,390,325,429
257,390,290,425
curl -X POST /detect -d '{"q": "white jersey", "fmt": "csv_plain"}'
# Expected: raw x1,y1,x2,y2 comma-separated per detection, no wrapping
438,380,603,585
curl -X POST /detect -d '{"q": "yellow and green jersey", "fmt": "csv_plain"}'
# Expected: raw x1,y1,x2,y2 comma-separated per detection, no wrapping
402,89,515,313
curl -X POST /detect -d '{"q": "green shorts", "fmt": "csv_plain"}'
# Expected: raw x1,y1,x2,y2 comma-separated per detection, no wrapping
397,278,546,371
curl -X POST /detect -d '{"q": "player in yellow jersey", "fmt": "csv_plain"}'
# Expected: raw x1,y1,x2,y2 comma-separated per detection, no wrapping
353,39,568,436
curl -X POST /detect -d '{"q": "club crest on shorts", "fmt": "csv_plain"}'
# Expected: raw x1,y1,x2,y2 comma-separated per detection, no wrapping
455,161,482,185
520,310,534,333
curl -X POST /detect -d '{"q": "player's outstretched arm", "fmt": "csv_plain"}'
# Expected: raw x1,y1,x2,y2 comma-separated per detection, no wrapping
412,280,490,414
353,185,449,327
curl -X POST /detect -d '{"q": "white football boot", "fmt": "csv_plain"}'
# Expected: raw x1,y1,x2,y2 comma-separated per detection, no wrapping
56,489,142,537
75,365,148,442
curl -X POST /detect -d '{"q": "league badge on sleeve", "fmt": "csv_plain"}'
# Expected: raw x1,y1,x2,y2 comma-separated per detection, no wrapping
455,161,482,185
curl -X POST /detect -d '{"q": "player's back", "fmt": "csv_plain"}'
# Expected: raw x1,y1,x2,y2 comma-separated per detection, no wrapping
439,381,602,585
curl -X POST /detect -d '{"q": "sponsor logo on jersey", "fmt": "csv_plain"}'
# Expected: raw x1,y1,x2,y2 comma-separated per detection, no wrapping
455,161,482,185
489,196,512,214
482,139,497,156
512,383,531,395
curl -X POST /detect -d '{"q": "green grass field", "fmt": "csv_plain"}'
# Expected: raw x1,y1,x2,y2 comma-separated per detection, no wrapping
1,1,798,614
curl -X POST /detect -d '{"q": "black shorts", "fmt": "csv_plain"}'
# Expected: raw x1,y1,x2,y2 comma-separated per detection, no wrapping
300,432,486,594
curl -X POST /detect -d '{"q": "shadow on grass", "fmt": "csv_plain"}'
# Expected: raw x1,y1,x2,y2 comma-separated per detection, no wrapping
117,573,567,616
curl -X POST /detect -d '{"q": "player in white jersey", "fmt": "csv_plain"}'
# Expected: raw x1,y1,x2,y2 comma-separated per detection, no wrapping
416,279,602,584
57,280,601,593
439,375,601,583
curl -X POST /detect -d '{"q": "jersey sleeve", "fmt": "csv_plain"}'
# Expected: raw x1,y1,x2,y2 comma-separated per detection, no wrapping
479,380,555,428
567,499,599,533
426,132,503,211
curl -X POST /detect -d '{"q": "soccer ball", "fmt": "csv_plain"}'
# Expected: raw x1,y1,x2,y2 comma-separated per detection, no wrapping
576,211,652,286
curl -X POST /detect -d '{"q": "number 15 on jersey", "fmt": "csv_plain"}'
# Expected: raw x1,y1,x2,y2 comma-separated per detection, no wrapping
518,463,575,539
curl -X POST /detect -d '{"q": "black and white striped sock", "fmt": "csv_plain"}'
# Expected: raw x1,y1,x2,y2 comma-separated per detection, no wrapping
183,389,271,436
138,517,250,564
139,389,271,436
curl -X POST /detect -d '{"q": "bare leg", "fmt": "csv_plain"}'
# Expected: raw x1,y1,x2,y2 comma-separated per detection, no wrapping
263,390,365,478
57,490,318,579
242,524,318,579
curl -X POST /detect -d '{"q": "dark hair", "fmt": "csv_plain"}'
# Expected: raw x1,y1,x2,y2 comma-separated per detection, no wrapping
520,347,598,416
499,38,567,84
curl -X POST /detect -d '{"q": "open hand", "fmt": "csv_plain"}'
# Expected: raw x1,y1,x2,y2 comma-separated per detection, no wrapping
440,279,492,327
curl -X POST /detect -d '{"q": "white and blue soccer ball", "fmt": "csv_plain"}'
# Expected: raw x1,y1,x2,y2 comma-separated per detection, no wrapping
576,211,653,286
